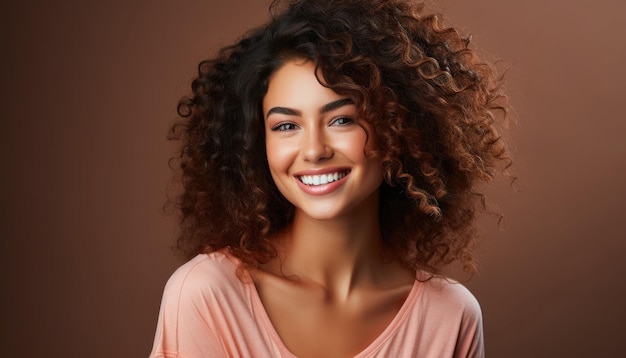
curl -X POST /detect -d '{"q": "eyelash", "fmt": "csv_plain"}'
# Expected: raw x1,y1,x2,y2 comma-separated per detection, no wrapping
271,122,298,132
331,116,354,126
270,116,354,132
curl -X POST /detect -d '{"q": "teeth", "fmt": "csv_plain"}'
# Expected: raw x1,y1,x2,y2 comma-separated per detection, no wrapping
299,171,348,186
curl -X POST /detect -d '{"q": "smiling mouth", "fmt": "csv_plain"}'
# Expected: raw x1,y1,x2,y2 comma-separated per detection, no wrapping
298,170,350,186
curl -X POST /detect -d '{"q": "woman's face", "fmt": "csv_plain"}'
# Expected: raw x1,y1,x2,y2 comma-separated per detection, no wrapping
263,60,384,221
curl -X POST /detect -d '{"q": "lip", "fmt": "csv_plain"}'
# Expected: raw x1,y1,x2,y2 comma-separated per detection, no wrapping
293,167,351,176
293,167,351,196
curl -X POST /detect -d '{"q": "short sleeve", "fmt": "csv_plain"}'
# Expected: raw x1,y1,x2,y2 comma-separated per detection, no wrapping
452,288,484,358
149,255,228,358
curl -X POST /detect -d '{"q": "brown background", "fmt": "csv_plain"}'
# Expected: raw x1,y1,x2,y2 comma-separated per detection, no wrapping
2,0,625,357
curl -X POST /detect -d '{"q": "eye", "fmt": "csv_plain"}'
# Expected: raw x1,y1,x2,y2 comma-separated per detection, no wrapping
330,116,354,126
271,122,298,132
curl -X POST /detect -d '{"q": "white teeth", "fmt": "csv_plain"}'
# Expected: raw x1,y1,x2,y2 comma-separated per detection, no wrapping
299,171,348,186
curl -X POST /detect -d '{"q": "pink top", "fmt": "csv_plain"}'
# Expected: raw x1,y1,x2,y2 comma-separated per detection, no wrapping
149,251,484,358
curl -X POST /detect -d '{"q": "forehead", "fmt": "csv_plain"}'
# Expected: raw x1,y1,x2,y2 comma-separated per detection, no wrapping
263,60,344,112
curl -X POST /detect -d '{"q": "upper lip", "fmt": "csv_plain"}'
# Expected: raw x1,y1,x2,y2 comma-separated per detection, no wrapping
292,167,351,176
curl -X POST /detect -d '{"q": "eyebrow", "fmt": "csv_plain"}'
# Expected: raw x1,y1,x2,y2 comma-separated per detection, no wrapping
265,98,354,118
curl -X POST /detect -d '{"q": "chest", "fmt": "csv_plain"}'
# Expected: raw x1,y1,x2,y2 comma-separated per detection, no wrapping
255,283,412,358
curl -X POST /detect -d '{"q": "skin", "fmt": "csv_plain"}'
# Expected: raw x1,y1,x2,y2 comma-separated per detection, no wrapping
253,59,416,358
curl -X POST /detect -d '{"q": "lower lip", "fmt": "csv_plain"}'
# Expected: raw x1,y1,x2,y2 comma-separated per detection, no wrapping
295,173,349,195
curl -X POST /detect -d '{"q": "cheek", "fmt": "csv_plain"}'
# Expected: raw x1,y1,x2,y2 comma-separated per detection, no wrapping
334,131,371,161
265,139,292,177
362,124,381,153
265,141,279,174
340,131,384,178
265,140,298,202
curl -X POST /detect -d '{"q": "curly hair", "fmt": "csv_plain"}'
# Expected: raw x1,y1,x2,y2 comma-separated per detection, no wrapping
168,0,513,274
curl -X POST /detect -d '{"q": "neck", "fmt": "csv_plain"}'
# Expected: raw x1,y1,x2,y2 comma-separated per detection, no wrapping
273,193,389,301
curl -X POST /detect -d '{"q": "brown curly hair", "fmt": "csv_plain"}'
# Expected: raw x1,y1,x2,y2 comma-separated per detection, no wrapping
169,0,513,274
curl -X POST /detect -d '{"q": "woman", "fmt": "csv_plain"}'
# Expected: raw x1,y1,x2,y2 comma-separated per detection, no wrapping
150,0,513,357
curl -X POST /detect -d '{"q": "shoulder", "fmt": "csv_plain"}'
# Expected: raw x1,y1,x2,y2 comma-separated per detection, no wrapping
416,272,482,319
161,251,242,303
150,251,247,357
404,273,484,357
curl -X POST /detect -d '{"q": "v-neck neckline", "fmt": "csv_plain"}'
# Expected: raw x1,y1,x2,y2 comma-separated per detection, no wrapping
240,263,422,358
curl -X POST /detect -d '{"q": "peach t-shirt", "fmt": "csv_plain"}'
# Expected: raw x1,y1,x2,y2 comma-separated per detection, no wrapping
149,251,484,358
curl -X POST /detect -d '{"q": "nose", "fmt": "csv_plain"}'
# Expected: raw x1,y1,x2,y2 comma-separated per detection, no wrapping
302,127,332,162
